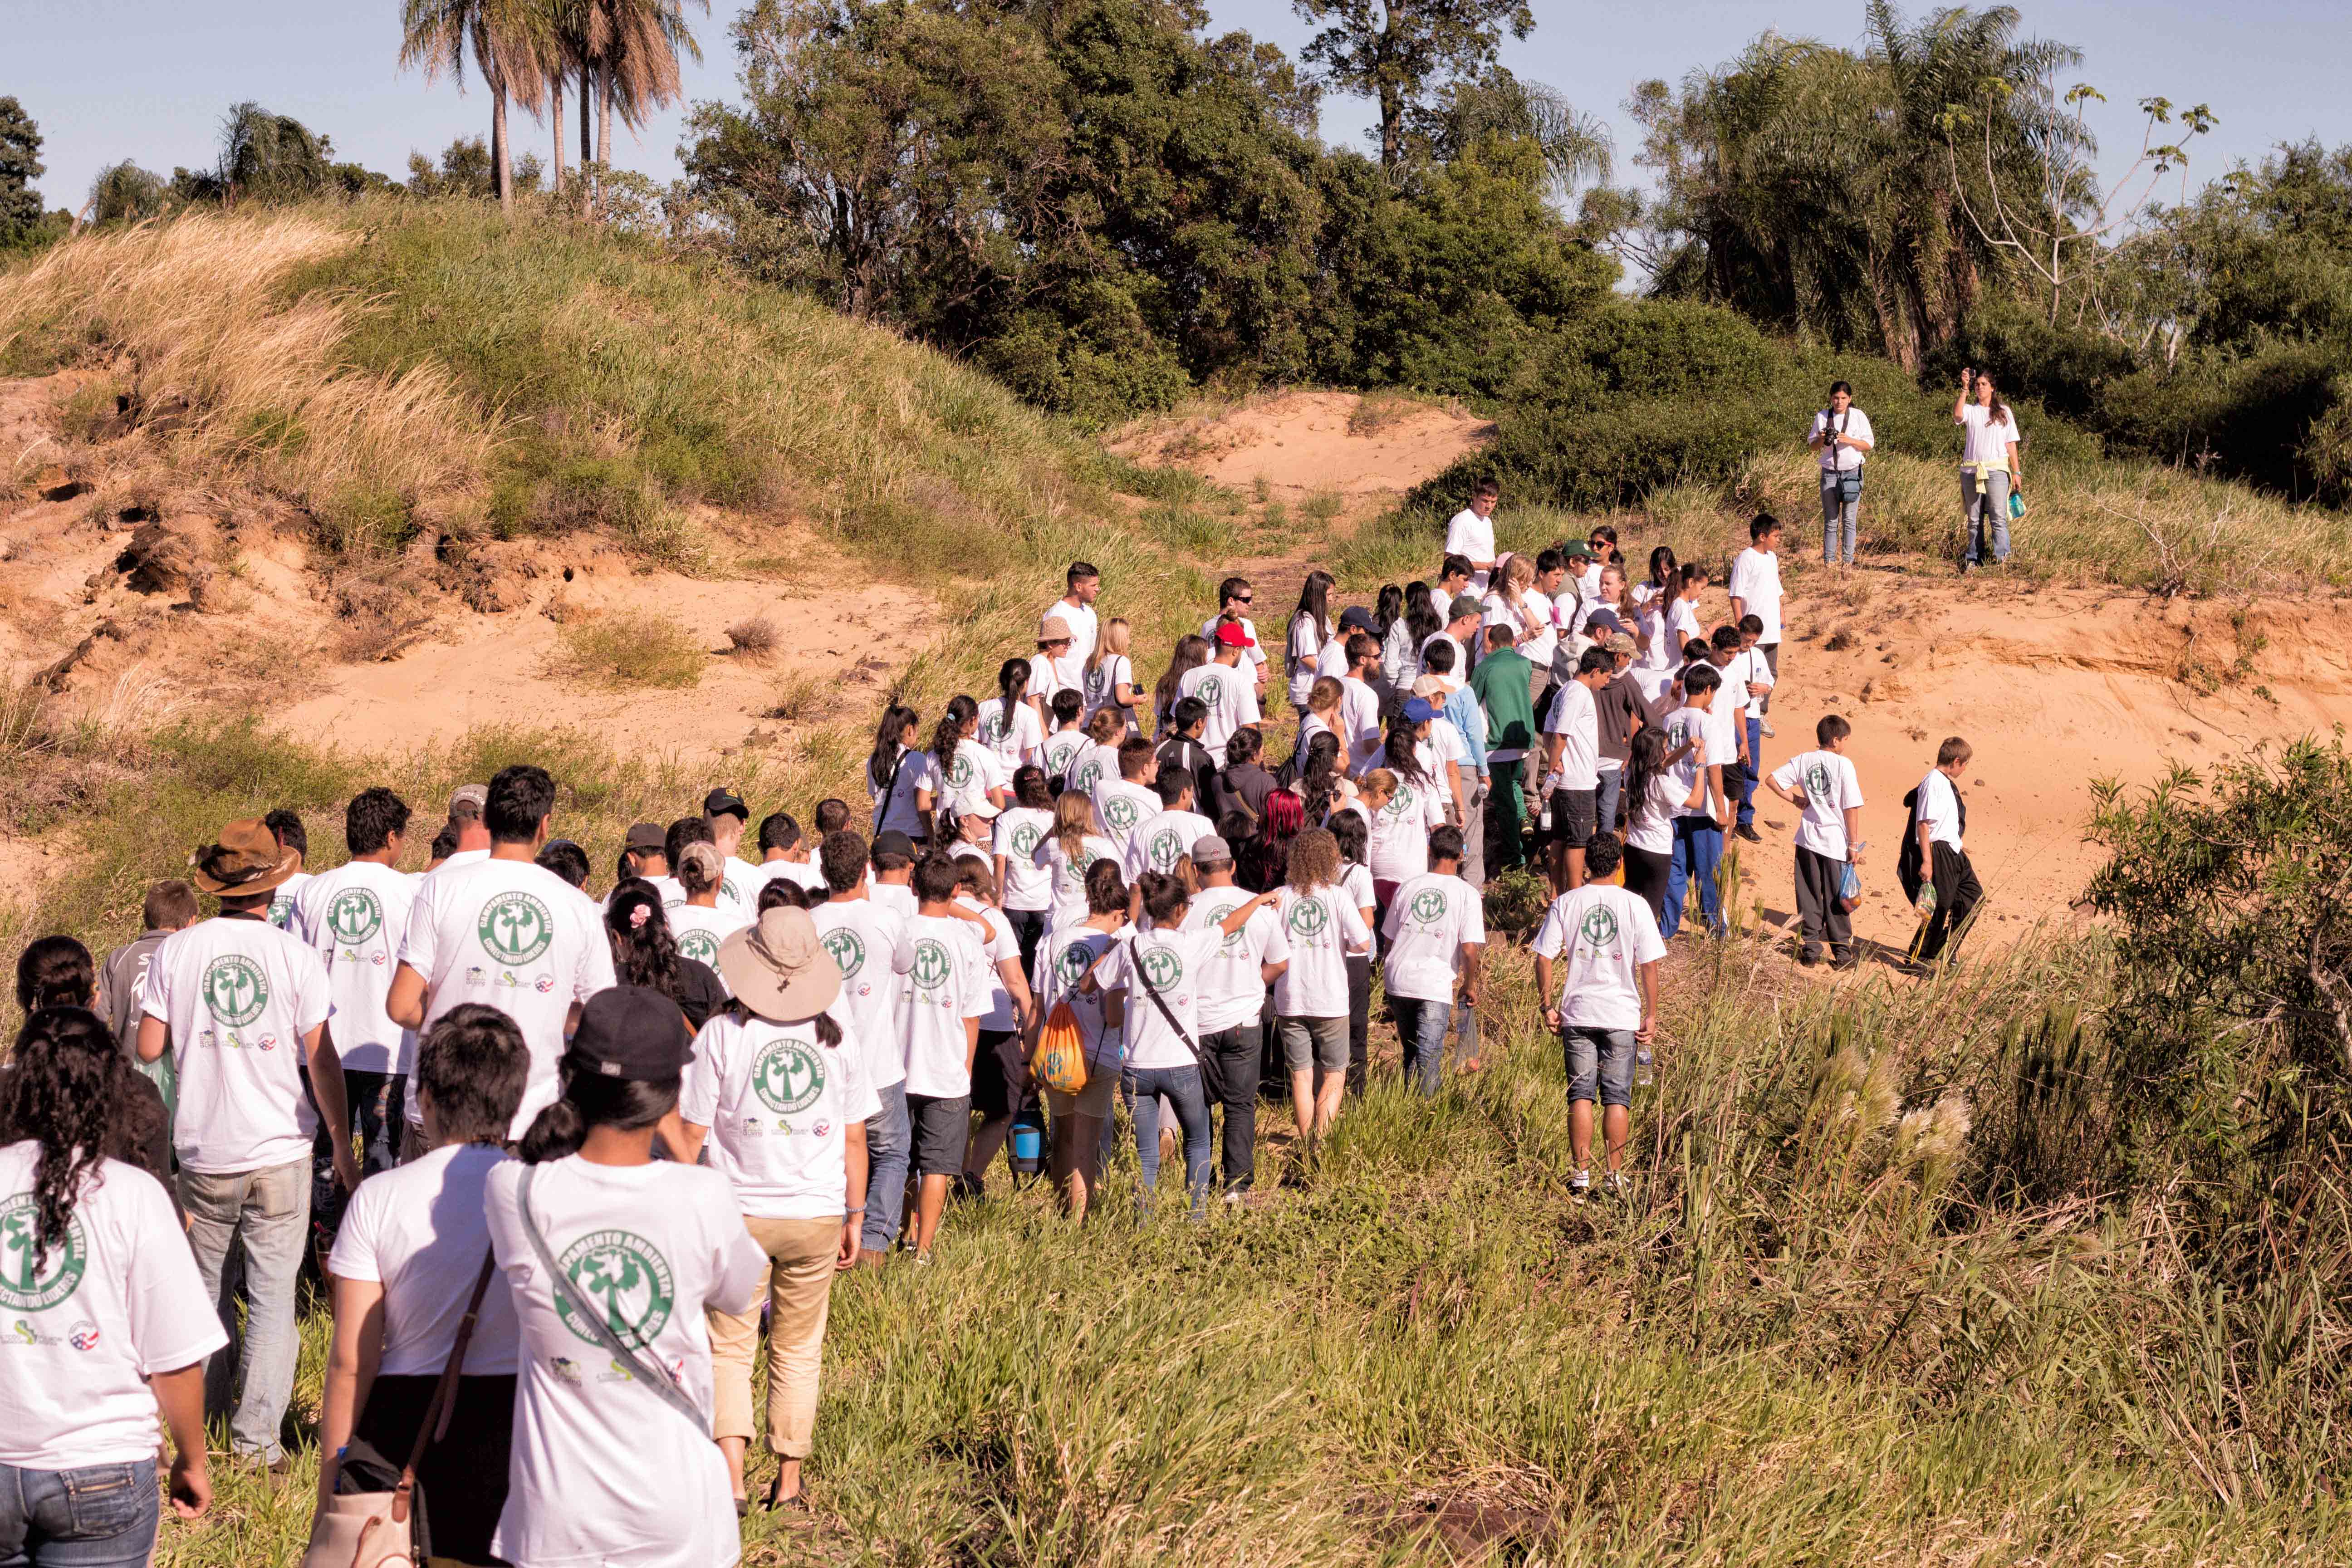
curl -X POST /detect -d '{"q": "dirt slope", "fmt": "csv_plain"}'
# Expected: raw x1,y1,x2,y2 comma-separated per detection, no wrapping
1113,390,1492,507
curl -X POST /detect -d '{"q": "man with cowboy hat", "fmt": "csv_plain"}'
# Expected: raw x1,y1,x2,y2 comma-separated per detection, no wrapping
675,904,875,1513
138,816,354,1470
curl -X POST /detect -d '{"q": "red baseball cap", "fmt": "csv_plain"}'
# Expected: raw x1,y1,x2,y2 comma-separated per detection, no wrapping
1214,622,1255,648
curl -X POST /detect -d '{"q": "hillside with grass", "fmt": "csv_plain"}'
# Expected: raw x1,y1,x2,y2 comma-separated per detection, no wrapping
3,199,2351,1567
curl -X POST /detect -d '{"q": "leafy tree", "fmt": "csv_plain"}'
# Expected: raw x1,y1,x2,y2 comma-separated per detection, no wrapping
0,96,45,247
407,134,546,197
88,161,172,226
1290,0,1534,173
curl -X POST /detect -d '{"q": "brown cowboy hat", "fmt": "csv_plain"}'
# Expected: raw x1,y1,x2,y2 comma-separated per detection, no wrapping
190,818,303,897
718,906,843,1024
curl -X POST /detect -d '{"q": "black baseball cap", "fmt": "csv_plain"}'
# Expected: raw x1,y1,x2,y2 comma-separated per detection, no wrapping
1338,605,1376,632
569,986,693,1080
623,822,666,853
702,787,749,822
872,829,918,862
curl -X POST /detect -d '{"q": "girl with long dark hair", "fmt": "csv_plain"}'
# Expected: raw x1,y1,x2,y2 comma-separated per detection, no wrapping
1383,582,1437,694
1955,366,2022,571
487,987,768,1566
11,936,172,1191
1284,570,1336,714
976,657,1043,771
918,694,1007,842
1618,727,1690,923
605,878,726,1034
866,705,924,839
1152,634,1211,732
1632,544,1677,608
0,1006,220,1556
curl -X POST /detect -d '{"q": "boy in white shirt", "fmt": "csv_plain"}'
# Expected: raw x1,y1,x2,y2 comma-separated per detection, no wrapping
1660,663,1730,940
1767,713,1867,968
1379,825,1485,1096
1705,625,1759,843
1532,832,1665,1196
1726,513,1785,733
1200,578,1269,691
892,856,989,1262
1178,623,1264,753
1541,647,1615,895
1444,478,1500,594
1905,735,1982,966
1126,772,1216,880
704,787,765,906
1092,735,1163,856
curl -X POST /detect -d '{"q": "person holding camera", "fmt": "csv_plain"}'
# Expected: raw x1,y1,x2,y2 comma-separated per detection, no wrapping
1954,367,2023,573
1807,380,1873,569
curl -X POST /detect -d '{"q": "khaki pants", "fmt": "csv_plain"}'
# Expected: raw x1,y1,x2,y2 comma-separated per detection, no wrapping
707,1215,842,1458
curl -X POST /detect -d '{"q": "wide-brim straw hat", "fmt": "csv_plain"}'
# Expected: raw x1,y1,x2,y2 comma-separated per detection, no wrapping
718,906,843,1023
190,818,303,897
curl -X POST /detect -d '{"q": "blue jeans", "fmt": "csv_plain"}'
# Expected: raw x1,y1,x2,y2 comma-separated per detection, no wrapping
1394,995,1450,1095
861,1078,912,1254
1962,469,2011,564
1736,716,1763,828
1820,471,1858,564
1124,1064,1211,1217
1663,816,1724,939
179,1160,309,1462
1595,764,1624,838
0,1457,158,1568
1563,1027,1638,1108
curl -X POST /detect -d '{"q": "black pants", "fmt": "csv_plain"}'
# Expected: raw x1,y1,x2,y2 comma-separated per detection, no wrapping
1344,953,1372,1097
349,1372,515,1566
1197,1024,1259,1192
1919,842,1981,961
1007,908,1047,981
311,1067,405,1245
1792,845,1852,959
1622,845,1672,924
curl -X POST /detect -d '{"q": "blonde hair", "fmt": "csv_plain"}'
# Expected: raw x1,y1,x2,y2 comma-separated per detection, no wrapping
1285,827,1339,892
1050,789,1096,860
1357,767,1396,808
1498,554,1540,635
1088,616,1132,676
1307,676,1342,718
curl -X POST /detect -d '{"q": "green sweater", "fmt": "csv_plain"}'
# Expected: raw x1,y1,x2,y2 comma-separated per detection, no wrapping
1469,647,1536,756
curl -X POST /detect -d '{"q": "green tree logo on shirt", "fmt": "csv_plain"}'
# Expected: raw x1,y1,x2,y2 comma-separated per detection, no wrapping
752,1036,825,1114
1579,905,1621,949
201,955,269,1028
722,877,745,906
1382,783,1416,821
1409,887,1449,925
1147,828,1185,873
325,888,383,946
676,929,720,965
981,713,1007,747
1103,795,1140,833
1287,897,1329,940
1011,824,1043,859
1205,898,1247,951
1197,674,1225,709
1073,758,1103,796
1047,738,1081,775
1140,944,1185,992
821,927,866,979
0,1196,86,1312
910,938,953,993
1804,760,1832,800
1055,941,1094,991
555,1230,675,1347
477,892,554,966
947,752,974,790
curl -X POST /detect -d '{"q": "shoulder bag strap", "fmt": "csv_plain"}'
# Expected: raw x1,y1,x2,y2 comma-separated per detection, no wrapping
1127,933,1204,1067
517,1164,708,1431
873,747,912,830
384,1246,497,1524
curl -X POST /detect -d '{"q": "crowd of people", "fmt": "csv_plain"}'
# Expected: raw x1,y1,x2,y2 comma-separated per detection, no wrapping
0,447,1994,1566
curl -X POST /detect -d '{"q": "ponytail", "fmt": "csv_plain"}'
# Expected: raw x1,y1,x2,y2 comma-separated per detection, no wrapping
518,1053,680,1165
933,695,978,770
997,659,1029,722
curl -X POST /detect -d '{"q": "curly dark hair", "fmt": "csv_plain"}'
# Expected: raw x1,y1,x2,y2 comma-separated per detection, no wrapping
15,936,94,1013
1,1008,127,1254
604,878,683,1001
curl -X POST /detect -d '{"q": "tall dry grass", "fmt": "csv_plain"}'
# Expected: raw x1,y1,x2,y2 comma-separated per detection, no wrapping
0,214,493,524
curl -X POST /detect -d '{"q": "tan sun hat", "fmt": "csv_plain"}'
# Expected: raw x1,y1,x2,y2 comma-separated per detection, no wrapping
1412,673,1454,701
718,906,843,1024
1038,613,1074,644
190,818,304,897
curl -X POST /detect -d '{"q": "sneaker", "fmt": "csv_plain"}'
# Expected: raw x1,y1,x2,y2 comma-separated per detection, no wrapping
1735,823,1762,843
912,1249,934,1268
1606,1171,1630,1196
1798,947,1821,967
1832,949,1860,971
1760,720,1777,739
1570,1168,1592,1196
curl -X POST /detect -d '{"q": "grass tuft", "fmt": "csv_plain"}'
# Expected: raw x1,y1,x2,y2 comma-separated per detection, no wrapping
550,610,705,689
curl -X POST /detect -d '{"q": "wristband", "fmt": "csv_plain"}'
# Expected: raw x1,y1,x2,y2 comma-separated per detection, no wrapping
844,1205,867,1216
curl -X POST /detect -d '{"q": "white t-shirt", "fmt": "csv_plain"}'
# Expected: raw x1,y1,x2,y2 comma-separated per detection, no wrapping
1125,808,1214,880
955,897,1024,1033
870,881,917,921
328,1142,522,1377
1040,729,1089,785
1271,886,1371,1018
868,745,926,838
667,900,751,978
1773,750,1866,859
1917,769,1965,850
1092,778,1160,853
1367,773,1447,883
1959,403,2021,470
142,914,331,1173
1285,614,1331,708
748,856,827,901
1182,887,1289,1034
1025,650,1085,708
1444,508,1497,593
716,856,764,911
1342,862,1376,922
1813,406,1874,472
1338,676,1385,770
1039,925,1121,1074
0,1144,228,1470
1715,657,1750,720
398,858,618,1138
1065,740,1120,803
483,1157,764,1568
1036,833,1120,931
1661,705,1721,818
1728,546,1784,642
266,870,313,932
1419,631,1467,683
1545,678,1600,791
292,858,418,1073
1047,598,1099,669
1199,615,1269,672
1313,636,1352,682
892,913,988,1097
975,697,1044,770
1640,597,1696,672
1094,925,1221,1072
925,739,1009,820
1379,872,1485,1004
681,1004,880,1220
1177,661,1261,754
1623,770,1686,855
1080,654,1135,731
810,898,907,1090
993,808,1054,911
1533,886,1666,1032
1520,589,1560,671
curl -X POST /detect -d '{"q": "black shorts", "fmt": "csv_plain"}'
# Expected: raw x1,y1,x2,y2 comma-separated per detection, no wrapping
906,1092,972,1176
1549,786,1598,849
968,1028,1035,1120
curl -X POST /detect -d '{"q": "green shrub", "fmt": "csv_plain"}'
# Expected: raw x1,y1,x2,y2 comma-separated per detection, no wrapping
552,610,706,689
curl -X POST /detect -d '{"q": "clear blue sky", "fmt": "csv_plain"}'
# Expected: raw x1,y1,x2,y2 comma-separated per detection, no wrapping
11,0,2347,221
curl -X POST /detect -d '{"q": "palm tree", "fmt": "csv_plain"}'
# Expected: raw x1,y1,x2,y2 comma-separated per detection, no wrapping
399,0,551,213
586,0,706,172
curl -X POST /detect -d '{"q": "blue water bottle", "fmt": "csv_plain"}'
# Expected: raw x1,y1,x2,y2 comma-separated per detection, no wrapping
1009,1104,1047,1183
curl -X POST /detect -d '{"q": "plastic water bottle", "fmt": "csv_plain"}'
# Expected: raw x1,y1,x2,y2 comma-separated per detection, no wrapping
1009,1105,1046,1180
1635,1045,1654,1087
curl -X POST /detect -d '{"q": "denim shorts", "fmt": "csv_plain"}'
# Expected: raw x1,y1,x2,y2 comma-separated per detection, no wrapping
905,1093,972,1175
0,1456,159,1568
1278,1016,1349,1073
1562,1026,1637,1108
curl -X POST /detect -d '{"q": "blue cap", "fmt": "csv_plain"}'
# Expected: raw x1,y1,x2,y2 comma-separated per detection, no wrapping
1402,696,1438,723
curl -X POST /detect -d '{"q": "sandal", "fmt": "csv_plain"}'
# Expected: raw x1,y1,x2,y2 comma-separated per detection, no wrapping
763,1476,810,1513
